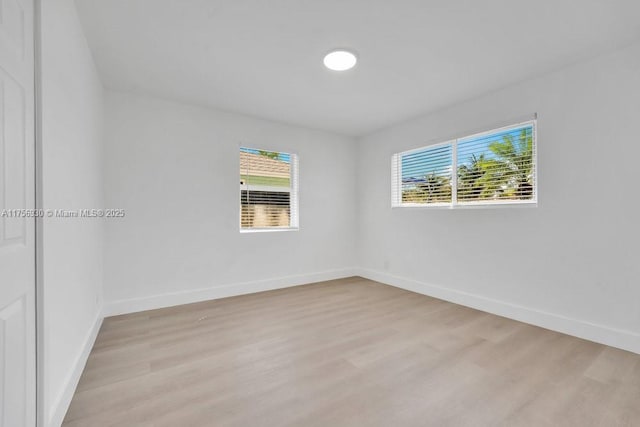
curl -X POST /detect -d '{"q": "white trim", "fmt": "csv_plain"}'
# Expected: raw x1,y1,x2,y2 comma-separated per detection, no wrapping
390,153,400,207
531,115,539,203
289,153,299,228
355,268,640,355
392,202,452,209
456,199,537,207
34,0,45,425
48,313,103,427
46,267,640,427
239,184,291,193
396,139,455,157
240,227,299,233
392,200,538,210
104,268,357,317
451,140,458,205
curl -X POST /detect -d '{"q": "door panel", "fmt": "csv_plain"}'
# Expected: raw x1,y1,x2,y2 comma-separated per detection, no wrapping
0,296,27,426
2,68,26,244
0,0,35,425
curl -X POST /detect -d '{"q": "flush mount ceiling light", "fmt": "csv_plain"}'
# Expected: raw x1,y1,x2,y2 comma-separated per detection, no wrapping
323,49,357,71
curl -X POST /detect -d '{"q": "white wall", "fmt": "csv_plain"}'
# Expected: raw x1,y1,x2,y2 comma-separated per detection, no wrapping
356,42,640,353
41,0,105,424
103,91,357,314
36,5,640,423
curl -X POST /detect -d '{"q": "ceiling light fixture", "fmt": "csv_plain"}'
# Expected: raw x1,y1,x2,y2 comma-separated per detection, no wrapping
323,49,357,71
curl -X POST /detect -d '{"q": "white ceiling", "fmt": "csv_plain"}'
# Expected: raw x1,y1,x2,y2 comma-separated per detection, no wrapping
75,0,640,136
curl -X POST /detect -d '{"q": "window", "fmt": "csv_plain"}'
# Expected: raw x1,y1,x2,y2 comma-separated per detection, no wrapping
240,148,298,231
392,120,536,207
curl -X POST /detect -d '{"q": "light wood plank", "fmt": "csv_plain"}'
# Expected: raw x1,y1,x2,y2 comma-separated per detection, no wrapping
63,277,640,426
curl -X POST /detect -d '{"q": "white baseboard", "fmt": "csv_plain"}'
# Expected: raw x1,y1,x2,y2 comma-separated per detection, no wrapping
49,312,104,427
103,268,357,317
356,268,640,355
43,267,639,427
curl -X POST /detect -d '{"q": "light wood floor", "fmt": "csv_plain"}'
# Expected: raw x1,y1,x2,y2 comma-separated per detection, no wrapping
64,277,640,426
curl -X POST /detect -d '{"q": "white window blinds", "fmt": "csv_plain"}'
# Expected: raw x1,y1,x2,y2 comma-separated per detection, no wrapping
240,148,299,230
392,142,453,206
392,120,536,208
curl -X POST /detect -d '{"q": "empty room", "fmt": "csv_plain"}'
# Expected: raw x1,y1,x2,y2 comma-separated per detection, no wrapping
2,0,640,426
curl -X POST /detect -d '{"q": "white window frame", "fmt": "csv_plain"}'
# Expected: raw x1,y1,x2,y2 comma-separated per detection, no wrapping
392,119,537,209
239,147,299,233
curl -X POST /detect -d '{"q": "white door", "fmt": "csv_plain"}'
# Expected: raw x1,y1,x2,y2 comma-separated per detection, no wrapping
0,0,36,425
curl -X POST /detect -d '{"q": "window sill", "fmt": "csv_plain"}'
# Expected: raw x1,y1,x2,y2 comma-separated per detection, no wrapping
240,227,299,233
392,200,538,210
